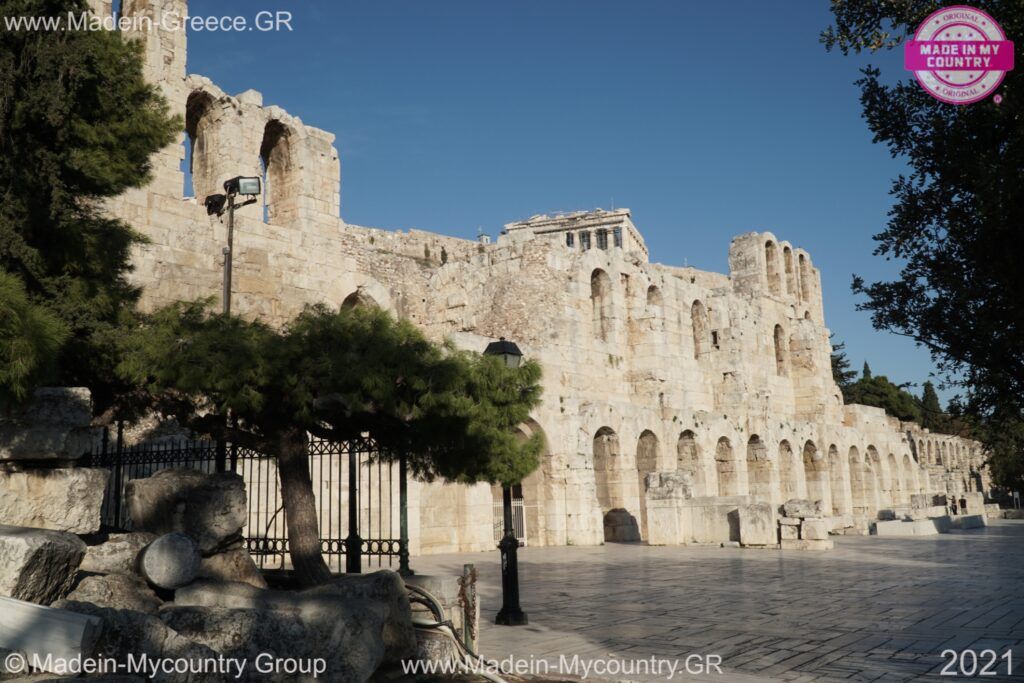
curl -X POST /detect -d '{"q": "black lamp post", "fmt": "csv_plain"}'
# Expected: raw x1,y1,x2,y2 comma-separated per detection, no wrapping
204,176,260,473
204,176,261,315
483,337,528,626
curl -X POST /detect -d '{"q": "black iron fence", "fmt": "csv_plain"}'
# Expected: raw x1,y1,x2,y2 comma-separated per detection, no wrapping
90,425,411,575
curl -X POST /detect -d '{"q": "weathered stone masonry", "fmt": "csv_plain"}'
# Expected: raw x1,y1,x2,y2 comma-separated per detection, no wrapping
88,0,989,554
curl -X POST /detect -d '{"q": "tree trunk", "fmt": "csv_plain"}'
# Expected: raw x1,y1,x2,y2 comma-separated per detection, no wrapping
277,428,332,587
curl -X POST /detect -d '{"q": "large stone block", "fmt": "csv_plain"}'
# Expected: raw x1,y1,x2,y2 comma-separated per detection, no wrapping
801,518,830,541
0,525,85,604
81,532,156,575
57,600,220,682
738,503,776,547
176,570,416,664
780,538,833,551
876,517,951,536
782,499,823,518
197,547,267,589
126,468,246,551
951,514,986,530
0,388,95,461
0,467,109,534
63,573,162,614
780,523,799,540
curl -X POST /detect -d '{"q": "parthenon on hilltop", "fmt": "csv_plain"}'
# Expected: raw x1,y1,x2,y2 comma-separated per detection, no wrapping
91,0,988,553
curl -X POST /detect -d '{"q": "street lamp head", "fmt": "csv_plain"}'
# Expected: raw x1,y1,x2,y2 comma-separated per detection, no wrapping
483,337,523,369
223,176,261,197
203,193,227,216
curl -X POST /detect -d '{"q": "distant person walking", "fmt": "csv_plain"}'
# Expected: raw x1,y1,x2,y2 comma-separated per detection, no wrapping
959,496,968,515
950,498,958,515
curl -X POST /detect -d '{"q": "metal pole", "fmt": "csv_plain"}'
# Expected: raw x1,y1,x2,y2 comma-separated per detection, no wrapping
223,193,235,315
461,563,477,652
113,420,125,529
495,485,528,625
398,451,413,576
219,193,235,474
346,447,362,573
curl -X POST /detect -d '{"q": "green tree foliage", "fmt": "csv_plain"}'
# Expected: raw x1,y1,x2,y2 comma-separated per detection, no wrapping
830,335,857,393
0,0,179,411
845,366,923,423
0,270,68,407
823,0,1024,487
119,302,544,585
919,381,949,433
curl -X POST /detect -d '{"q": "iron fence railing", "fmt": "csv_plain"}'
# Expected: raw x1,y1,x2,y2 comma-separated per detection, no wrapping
90,424,411,575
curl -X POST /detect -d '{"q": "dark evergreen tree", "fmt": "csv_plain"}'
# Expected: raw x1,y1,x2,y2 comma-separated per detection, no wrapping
119,303,544,586
919,381,948,433
830,335,857,395
0,0,179,411
823,0,1024,486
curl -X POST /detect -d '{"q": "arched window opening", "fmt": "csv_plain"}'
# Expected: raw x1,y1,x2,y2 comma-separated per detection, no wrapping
779,440,797,501
783,246,796,296
803,440,829,509
715,437,739,497
765,241,781,295
184,91,216,200
746,435,771,500
691,300,710,359
636,430,660,540
773,324,787,376
798,253,812,302
590,269,613,341
260,120,295,226
677,430,704,495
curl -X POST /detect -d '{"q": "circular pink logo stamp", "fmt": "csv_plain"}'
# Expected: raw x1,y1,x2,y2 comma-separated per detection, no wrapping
904,5,1014,104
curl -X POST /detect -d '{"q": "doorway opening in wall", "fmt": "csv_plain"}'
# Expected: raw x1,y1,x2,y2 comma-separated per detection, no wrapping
491,484,528,546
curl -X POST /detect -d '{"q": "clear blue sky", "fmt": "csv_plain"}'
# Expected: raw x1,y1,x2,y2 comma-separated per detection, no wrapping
181,0,947,401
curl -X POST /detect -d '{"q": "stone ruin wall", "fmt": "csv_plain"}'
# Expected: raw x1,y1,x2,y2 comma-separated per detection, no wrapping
87,0,989,553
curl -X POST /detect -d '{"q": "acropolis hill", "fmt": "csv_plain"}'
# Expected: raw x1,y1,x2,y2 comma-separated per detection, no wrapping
90,0,988,553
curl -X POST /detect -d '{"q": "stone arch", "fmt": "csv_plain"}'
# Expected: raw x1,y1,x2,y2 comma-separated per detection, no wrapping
341,288,382,310
866,446,882,513
593,427,639,542
636,430,660,540
645,285,663,333
591,269,613,342
783,245,796,296
184,90,217,200
260,119,297,226
746,435,772,501
715,437,740,497
798,253,812,302
885,452,901,505
828,445,850,515
515,419,554,546
676,430,706,496
848,447,868,515
592,426,619,514
779,440,799,501
691,300,710,359
773,324,787,376
902,453,918,495
765,240,781,296
803,440,830,510
646,284,663,310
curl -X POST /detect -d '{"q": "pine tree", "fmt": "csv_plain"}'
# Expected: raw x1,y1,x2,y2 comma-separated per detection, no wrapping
0,0,179,410
829,335,857,395
119,303,544,586
0,271,68,407
862,362,872,380
919,381,948,433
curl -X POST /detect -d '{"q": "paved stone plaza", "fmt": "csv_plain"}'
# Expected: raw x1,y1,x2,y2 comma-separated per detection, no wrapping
412,520,1024,682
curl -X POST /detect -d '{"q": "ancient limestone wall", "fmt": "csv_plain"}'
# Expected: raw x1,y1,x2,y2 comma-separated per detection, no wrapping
88,0,989,552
